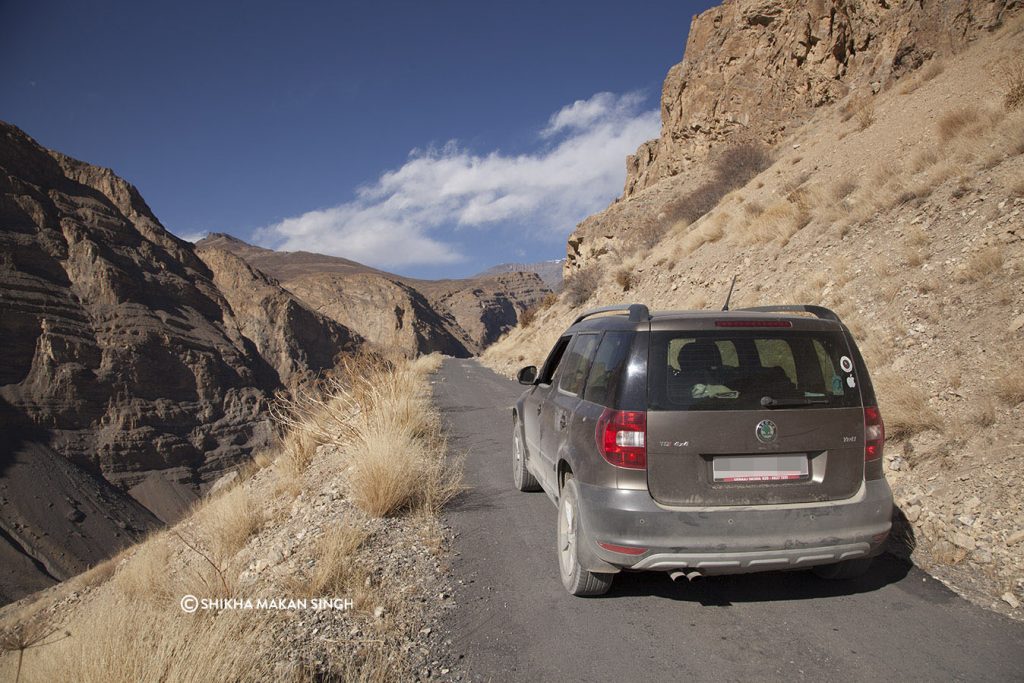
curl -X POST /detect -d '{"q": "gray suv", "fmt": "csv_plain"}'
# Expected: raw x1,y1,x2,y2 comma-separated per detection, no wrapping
512,304,893,596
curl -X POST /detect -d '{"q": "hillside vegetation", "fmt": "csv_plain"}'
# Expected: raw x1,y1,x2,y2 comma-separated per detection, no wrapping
483,15,1024,616
0,355,460,681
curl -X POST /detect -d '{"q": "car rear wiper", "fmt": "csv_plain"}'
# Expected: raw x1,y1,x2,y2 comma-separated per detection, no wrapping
760,396,829,408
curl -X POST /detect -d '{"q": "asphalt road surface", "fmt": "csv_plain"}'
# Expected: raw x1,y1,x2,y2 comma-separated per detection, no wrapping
434,358,1024,682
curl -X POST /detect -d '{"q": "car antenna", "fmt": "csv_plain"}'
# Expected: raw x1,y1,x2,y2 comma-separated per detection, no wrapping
721,275,738,311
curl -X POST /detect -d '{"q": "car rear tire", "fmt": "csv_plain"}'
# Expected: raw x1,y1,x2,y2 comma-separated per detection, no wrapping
812,557,874,580
512,417,541,492
557,476,613,596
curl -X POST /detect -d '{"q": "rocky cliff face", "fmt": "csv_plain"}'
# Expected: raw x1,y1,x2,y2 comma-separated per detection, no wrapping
0,122,361,603
625,0,1013,197
566,0,1016,271
198,233,552,356
194,246,361,388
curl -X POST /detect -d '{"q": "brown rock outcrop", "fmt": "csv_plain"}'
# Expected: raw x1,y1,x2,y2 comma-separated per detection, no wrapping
194,245,361,388
625,0,1013,196
198,233,552,356
566,0,1016,271
0,122,361,603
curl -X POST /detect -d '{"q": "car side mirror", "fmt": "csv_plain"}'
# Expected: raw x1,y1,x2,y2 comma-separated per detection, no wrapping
517,366,538,385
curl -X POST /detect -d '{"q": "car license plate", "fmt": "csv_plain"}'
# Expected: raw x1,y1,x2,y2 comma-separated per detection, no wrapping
713,454,809,482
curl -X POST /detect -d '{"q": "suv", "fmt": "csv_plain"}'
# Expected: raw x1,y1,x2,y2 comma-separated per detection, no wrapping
512,303,893,596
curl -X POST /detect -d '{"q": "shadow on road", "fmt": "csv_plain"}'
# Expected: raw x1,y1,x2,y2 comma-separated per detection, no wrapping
606,552,914,605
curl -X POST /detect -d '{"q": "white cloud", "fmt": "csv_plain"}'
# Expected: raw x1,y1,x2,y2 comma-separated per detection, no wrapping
256,91,659,270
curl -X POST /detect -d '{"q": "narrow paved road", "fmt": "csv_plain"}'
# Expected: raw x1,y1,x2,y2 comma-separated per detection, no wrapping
435,358,1024,682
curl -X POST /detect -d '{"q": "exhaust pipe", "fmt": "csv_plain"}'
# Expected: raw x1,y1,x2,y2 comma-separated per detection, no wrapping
669,569,703,582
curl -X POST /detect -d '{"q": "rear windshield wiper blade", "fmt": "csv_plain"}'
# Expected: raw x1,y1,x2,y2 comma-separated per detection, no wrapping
760,395,829,408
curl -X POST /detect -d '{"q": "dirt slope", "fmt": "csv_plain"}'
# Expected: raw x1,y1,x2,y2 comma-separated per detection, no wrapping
484,8,1024,616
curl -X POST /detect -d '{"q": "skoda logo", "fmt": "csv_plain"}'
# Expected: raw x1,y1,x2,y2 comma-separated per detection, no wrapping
755,420,778,444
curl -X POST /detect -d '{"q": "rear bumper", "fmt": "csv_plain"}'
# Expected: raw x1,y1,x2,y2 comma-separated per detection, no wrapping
575,479,893,575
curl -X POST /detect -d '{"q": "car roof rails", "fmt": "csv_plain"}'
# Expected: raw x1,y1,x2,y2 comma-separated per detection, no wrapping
736,305,842,323
572,303,651,326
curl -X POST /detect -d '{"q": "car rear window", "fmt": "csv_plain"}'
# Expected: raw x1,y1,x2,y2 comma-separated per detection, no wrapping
648,330,862,411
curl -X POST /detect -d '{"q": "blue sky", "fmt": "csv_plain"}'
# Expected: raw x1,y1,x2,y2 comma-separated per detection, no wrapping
1,0,715,278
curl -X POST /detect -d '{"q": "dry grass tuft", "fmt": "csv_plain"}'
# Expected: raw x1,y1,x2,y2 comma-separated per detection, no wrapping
875,371,944,440
970,399,998,428
956,247,1004,283
638,142,771,245
112,534,176,605
1002,58,1024,110
329,357,461,517
856,101,876,131
994,371,1024,406
518,293,558,329
831,177,858,200
614,268,637,292
563,265,600,307
305,525,369,596
738,197,810,244
203,486,266,561
937,106,982,142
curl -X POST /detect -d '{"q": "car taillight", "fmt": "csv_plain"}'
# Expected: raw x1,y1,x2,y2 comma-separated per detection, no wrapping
864,405,884,461
596,408,646,469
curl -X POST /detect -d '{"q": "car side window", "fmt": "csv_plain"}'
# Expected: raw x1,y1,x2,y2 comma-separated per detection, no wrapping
558,333,600,396
583,332,632,406
537,336,572,385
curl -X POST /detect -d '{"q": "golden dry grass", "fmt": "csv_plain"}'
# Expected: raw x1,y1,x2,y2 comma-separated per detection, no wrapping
306,525,369,597
202,486,266,561
112,533,176,604
737,198,810,244
994,371,1024,406
957,247,1004,283
274,354,459,517
937,106,982,143
874,371,944,441
1003,58,1024,110
12,596,281,683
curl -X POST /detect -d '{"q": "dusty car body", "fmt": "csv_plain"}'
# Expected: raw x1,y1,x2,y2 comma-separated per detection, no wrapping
512,304,893,596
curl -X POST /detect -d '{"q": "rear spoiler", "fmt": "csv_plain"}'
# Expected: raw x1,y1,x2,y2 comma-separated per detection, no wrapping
572,303,650,326
737,305,842,324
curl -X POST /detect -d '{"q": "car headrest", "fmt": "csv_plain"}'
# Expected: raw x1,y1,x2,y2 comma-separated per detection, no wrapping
677,341,722,373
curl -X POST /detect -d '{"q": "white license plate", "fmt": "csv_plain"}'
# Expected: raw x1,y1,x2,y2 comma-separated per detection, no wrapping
713,454,809,482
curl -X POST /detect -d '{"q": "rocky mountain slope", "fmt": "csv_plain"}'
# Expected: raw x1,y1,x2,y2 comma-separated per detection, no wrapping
197,233,552,356
0,356,458,681
475,259,565,290
0,122,361,603
569,0,1017,268
484,2,1024,616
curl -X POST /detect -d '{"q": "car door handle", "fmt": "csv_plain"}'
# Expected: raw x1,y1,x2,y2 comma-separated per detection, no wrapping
536,405,542,415
559,413,568,430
